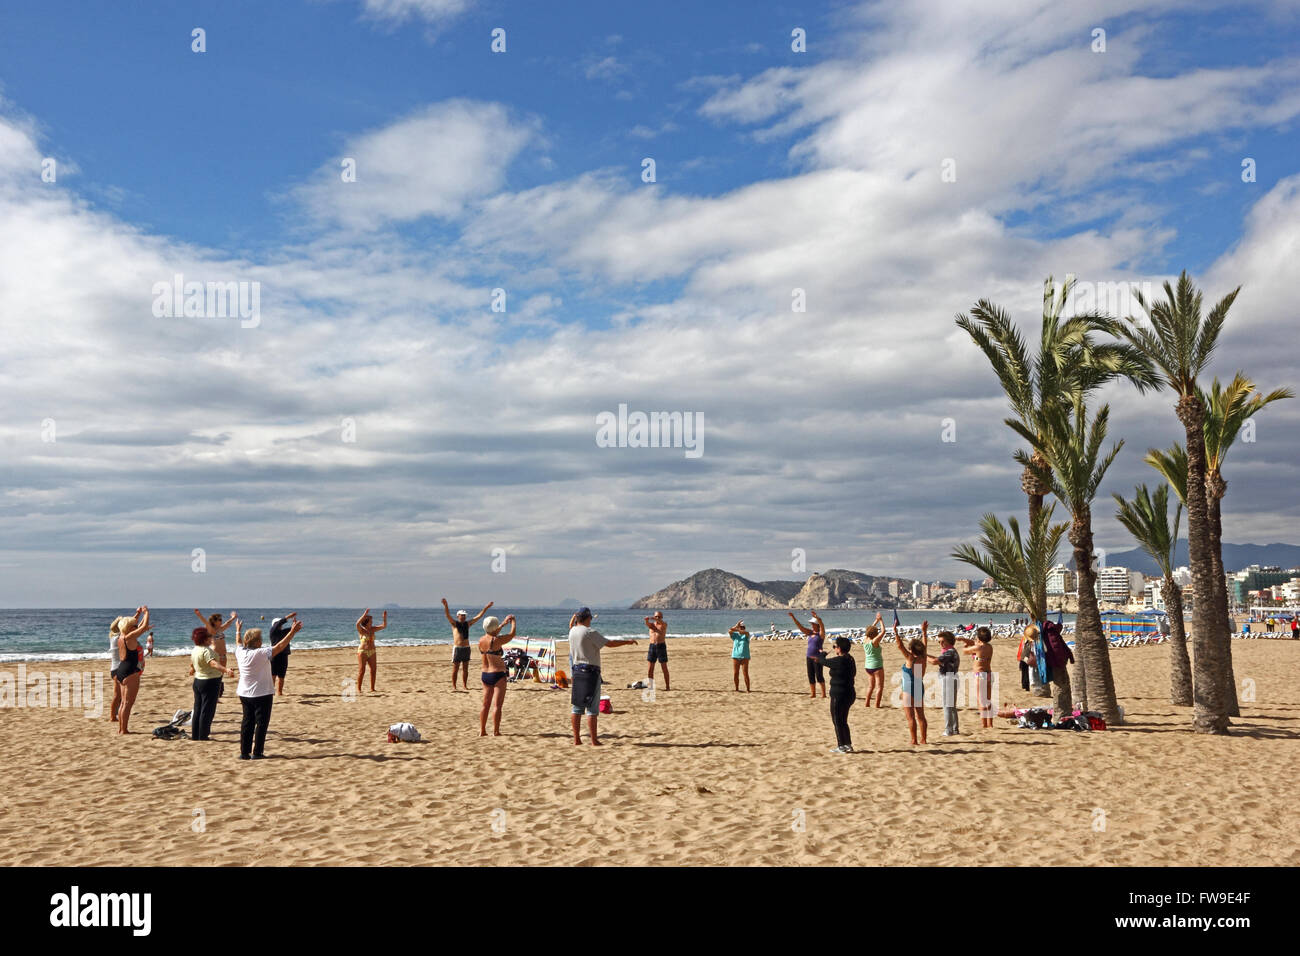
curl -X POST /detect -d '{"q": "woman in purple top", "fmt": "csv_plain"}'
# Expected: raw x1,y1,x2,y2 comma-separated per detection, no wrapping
789,611,827,699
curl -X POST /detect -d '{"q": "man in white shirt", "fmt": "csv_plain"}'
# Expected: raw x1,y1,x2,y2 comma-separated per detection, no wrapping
568,607,637,746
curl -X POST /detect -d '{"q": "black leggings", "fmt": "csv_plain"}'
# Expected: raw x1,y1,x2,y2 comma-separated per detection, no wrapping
239,694,274,757
805,657,825,685
830,692,855,747
191,678,222,740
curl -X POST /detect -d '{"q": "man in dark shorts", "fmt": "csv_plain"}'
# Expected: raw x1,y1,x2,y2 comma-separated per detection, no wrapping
442,598,493,691
568,607,637,746
643,610,670,690
268,612,297,695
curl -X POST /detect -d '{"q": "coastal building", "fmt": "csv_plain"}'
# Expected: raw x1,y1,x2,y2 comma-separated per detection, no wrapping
1230,566,1292,606
1046,564,1075,595
981,577,997,590
1172,566,1192,587
888,580,901,598
1096,566,1137,602
955,579,972,594
1144,580,1167,611
911,581,924,600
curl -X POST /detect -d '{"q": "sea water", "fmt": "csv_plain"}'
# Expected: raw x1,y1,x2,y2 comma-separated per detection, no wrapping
0,608,1071,663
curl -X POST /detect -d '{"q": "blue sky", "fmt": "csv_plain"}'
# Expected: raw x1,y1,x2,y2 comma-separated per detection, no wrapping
1,0,1298,606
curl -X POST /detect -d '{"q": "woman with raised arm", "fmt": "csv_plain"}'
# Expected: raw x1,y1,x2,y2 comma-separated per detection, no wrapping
107,614,132,723
478,613,515,736
894,618,929,746
789,611,827,699
356,609,386,693
112,606,151,734
728,620,752,692
860,611,886,708
234,618,301,759
193,608,236,669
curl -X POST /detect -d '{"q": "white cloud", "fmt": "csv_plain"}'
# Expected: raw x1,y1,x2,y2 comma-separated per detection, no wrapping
358,0,475,26
293,100,537,230
2,0,1299,606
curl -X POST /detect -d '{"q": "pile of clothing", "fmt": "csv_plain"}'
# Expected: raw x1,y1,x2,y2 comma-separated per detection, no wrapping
1012,706,1106,731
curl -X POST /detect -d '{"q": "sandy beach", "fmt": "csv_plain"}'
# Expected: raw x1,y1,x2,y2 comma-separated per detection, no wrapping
1,637,1297,866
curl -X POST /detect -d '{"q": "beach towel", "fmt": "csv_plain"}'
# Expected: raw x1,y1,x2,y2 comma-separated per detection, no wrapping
1034,633,1050,686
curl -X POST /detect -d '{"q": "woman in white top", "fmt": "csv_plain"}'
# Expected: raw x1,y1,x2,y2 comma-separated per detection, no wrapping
234,618,300,759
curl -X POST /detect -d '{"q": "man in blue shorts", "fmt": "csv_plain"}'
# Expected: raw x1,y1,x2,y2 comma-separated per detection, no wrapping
568,607,637,746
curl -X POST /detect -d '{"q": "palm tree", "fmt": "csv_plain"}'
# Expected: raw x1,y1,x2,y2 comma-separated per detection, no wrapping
1201,374,1294,716
956,276,1157,622
951,506,1069,627
1013,395,1124,724
1120,271,1238,734
1114,484,1191,706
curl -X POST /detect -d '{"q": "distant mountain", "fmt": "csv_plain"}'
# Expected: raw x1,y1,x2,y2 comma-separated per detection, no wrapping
632,568,920,610
1093,541,1300,576
631,569,793,609
554,598,583,608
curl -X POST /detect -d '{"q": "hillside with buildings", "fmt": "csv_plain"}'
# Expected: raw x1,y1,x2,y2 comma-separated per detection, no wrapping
631,559,1300,613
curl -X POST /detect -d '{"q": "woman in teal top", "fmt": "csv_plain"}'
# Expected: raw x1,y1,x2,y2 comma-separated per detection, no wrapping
729,620,752,692
860,611,886,708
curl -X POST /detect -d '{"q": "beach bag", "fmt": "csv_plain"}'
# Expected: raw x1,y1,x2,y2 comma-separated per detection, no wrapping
1084,711,1107,731
598,696,613,714
153,710,191,739
555,670,569,688
387,722,421,742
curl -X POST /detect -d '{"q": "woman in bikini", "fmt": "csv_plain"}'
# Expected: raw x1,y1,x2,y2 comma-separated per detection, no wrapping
478,614,515,736
193,608,236,668
894,617,928,745
113,606,151,734
356,608,386,692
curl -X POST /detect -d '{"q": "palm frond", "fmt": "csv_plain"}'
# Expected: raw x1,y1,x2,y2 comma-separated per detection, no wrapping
1144,443,1189,504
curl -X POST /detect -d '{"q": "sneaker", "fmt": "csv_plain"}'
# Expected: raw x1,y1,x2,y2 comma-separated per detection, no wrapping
829,745,845,753
840,745,854,753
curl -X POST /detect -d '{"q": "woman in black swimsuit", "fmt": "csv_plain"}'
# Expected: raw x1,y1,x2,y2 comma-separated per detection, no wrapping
478,614,515,737
113,605,150,734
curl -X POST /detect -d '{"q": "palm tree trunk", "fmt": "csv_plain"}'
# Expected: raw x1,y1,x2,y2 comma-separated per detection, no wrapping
1164,575,1192,706
1070,510,1120,724
1178,396,1229,734
1205,478,1239,717
1024,457,1050,623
